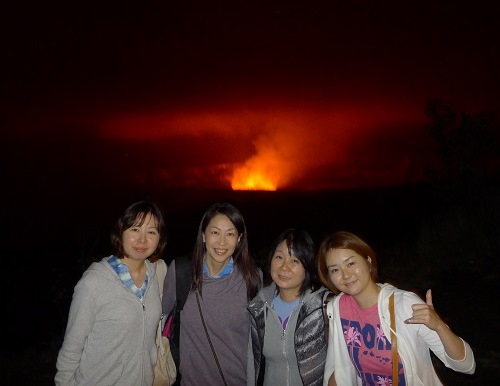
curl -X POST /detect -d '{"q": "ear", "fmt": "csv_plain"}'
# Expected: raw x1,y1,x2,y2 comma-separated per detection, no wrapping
367,256,373,271
238,235,242,243
202,234,206,243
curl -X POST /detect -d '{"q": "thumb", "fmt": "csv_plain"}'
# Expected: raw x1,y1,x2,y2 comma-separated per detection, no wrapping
426,289,433,307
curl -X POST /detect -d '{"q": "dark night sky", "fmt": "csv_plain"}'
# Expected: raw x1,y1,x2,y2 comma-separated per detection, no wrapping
2,0,500,190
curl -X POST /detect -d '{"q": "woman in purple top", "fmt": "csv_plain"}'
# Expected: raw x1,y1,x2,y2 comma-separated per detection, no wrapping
163,202,262,385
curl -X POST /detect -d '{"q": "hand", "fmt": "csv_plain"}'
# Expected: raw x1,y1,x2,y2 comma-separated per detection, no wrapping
327,373,337,386
404,289,447,332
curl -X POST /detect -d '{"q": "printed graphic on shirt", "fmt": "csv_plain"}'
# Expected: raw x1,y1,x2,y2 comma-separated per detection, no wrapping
340,295,405,386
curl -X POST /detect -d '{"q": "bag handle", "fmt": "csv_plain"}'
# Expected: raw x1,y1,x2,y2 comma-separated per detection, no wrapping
155,259,167,345
156,259,166,297
389,293,398,386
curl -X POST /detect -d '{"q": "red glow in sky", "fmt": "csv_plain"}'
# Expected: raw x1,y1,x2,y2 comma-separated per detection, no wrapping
97,102,432,190
3,1,499,191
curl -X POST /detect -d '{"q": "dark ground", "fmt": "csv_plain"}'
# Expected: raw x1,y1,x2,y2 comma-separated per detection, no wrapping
2,181,499,385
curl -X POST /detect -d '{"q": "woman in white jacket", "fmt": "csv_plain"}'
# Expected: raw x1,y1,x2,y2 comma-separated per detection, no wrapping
317,231,475,386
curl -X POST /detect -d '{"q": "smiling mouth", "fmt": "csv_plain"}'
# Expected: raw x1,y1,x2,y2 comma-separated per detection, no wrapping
278,275,290,281
214,249,227,255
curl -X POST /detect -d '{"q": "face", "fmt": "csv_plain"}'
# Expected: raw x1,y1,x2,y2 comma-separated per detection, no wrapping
202,214,241,268
270,240,306,300
122,213,160,261
326,248,376,300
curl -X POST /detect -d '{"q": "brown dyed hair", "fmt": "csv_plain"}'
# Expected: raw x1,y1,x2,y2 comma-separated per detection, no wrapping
317,231,378,294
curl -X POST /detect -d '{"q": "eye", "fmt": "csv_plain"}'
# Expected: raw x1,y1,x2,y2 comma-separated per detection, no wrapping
292,258,300,264
274,254,283,260
148,230,158,235
226,232,236,237
329,267,338,274
130,227,139,232
348,261,355,267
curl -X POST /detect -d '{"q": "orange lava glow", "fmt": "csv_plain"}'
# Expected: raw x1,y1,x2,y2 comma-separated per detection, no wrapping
231,173,277,191
231,162,279,191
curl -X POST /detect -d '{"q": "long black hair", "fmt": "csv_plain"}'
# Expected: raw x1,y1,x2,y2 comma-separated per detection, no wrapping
191,202,261,300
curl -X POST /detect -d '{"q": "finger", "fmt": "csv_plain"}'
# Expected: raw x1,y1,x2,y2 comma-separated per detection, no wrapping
426,289,433,307
412,303,430,312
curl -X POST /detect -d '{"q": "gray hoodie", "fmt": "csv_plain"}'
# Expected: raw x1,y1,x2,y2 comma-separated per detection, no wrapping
55,257,162,386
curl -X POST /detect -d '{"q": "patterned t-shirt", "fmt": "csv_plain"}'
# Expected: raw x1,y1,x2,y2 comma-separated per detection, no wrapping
339,294,406,386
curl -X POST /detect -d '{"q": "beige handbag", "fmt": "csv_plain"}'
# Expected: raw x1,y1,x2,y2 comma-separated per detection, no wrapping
153,259,177,386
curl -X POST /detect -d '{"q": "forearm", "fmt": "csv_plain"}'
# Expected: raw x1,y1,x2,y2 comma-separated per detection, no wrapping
436,322,466,360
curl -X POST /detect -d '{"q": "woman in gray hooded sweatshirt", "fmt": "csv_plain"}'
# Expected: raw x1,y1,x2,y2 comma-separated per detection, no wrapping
247,229,332,386
55,201,167,386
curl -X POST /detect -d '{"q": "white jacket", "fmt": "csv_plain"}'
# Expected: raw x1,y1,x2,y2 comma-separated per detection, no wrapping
323,284,475,386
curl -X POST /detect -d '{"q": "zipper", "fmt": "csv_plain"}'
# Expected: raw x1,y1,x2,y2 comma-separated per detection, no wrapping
282,327,290,385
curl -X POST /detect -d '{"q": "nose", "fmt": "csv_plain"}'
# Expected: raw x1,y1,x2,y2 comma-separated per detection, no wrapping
137,232,147,243
218,234,227,245
341,267,351,279
280,260,291,271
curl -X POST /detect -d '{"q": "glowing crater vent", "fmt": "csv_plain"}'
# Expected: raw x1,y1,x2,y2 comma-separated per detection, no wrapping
231,166,278,191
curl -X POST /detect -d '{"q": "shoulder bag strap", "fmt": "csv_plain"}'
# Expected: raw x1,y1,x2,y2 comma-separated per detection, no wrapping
156,259,166,297
389,293,398,386
169,256,193,370
175,256,192,311
195,292,228,386
155,259,167,344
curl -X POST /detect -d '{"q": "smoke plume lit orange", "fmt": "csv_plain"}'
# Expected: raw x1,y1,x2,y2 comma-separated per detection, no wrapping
98,103,427,190
230,130,291,191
